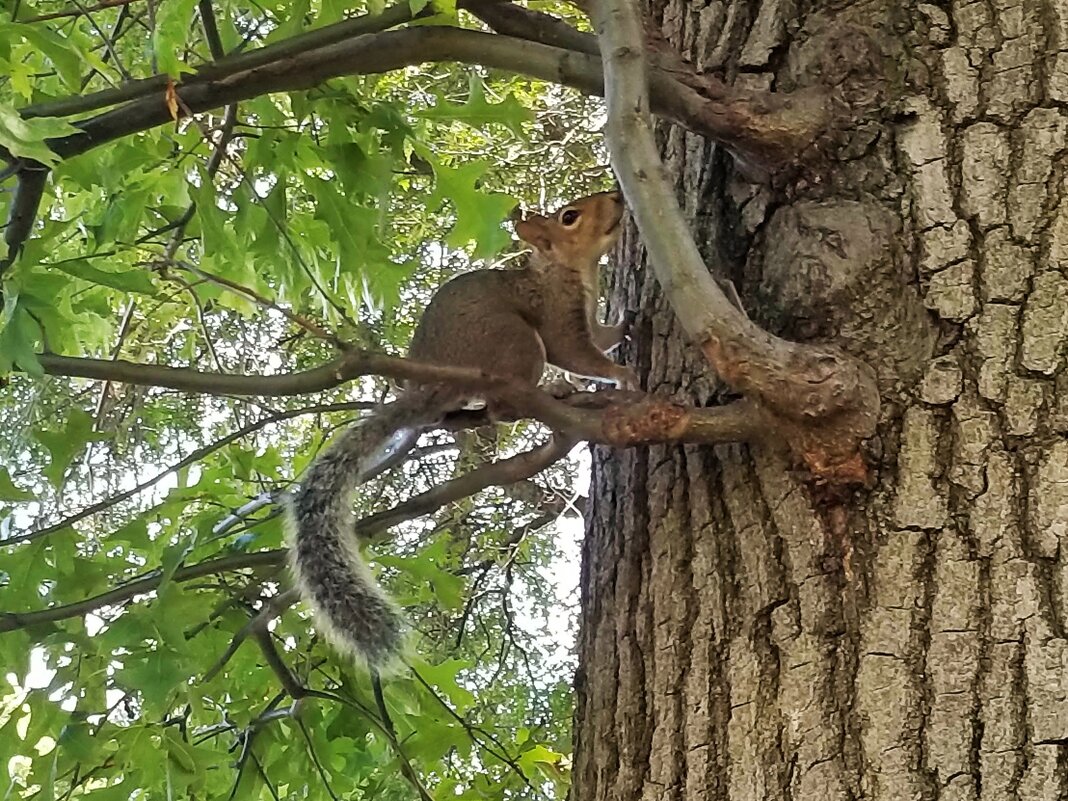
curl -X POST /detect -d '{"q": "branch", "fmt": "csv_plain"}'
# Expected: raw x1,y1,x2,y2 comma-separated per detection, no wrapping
32,350,770,448
0,549,285,633
29,26,823,172
34,350,501,396
410,668,545,798
254,627,306,700
591,0,878,484
5,401,373,548
197,0,225,60
358,433,578,538
462,0,596,55
19,0,144,23
203,588,300,682
370,673,436,801
0,165,48,279
168,259,340,345
19,1,423,120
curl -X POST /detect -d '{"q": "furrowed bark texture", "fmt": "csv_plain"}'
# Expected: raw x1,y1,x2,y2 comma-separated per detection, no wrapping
575,1,1068,800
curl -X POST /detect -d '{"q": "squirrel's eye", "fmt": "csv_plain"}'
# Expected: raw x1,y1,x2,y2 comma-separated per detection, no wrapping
560,209,581,226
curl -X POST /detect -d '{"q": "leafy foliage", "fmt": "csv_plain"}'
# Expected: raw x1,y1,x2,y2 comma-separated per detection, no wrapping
0,0,612,797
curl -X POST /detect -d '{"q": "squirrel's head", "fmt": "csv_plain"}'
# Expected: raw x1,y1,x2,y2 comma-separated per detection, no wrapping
513,190,625,266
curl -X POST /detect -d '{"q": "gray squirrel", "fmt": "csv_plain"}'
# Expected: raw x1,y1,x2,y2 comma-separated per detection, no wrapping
288,189,637,668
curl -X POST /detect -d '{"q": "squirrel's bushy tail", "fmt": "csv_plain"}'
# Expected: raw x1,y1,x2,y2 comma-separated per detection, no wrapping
288,395,442,668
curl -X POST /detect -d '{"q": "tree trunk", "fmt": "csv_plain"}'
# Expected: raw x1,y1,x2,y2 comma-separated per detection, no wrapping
575,1,1068,800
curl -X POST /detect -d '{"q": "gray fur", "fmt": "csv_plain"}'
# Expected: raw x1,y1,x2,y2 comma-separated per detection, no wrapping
289,190,632,667
288,395,444,667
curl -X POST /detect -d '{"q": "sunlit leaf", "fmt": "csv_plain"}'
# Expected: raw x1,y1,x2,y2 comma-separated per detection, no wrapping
419,77,534,137
0,104,78,166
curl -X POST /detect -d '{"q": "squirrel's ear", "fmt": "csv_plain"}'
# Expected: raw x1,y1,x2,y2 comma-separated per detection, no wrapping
515,215,553,252
507,204,525,223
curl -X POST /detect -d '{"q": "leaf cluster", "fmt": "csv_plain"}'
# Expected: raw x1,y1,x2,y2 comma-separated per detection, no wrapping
0,1,610,797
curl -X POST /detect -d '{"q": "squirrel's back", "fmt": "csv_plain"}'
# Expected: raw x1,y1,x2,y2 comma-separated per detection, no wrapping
408,269,547,386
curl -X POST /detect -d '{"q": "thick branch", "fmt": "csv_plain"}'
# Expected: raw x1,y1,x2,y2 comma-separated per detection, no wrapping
34,27,822,171
1,165,48,278
592,0,878,483
19,1,422,120
462,0,597,55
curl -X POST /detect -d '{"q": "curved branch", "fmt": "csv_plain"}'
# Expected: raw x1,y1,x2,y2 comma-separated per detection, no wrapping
5,401,374,548
591,0,878,484
33,27,822,171
0,549,285,634
19,1,422,120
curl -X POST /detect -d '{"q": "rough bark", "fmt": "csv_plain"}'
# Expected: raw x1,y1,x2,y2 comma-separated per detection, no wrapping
575,1,1068,800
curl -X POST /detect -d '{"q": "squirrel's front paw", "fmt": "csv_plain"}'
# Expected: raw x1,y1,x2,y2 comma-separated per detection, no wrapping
613,367,640,392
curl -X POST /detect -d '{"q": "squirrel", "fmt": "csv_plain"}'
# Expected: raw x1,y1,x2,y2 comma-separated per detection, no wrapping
288,189,637,668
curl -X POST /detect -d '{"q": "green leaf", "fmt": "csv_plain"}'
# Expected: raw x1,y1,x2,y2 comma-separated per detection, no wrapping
518,743,565,777
42,261,159,296
0,305,43,376
0,468,33,502
57,719,96,763
118,648,185,711
427,159,516,258
3,24,86,91
419,78,533,137
377,550,466,610
152,0,200,77
416,658,476,713
36,409,107,487
0,105,78,166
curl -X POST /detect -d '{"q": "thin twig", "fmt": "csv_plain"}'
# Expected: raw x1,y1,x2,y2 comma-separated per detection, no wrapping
5,401,373,547
0,549,286,633
69,0,132,81
20,0,144,23
91,298,139,428
410,668,545,797
203,588,300,682
168,257,342,346
371,671,436,801
358,434,577,539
